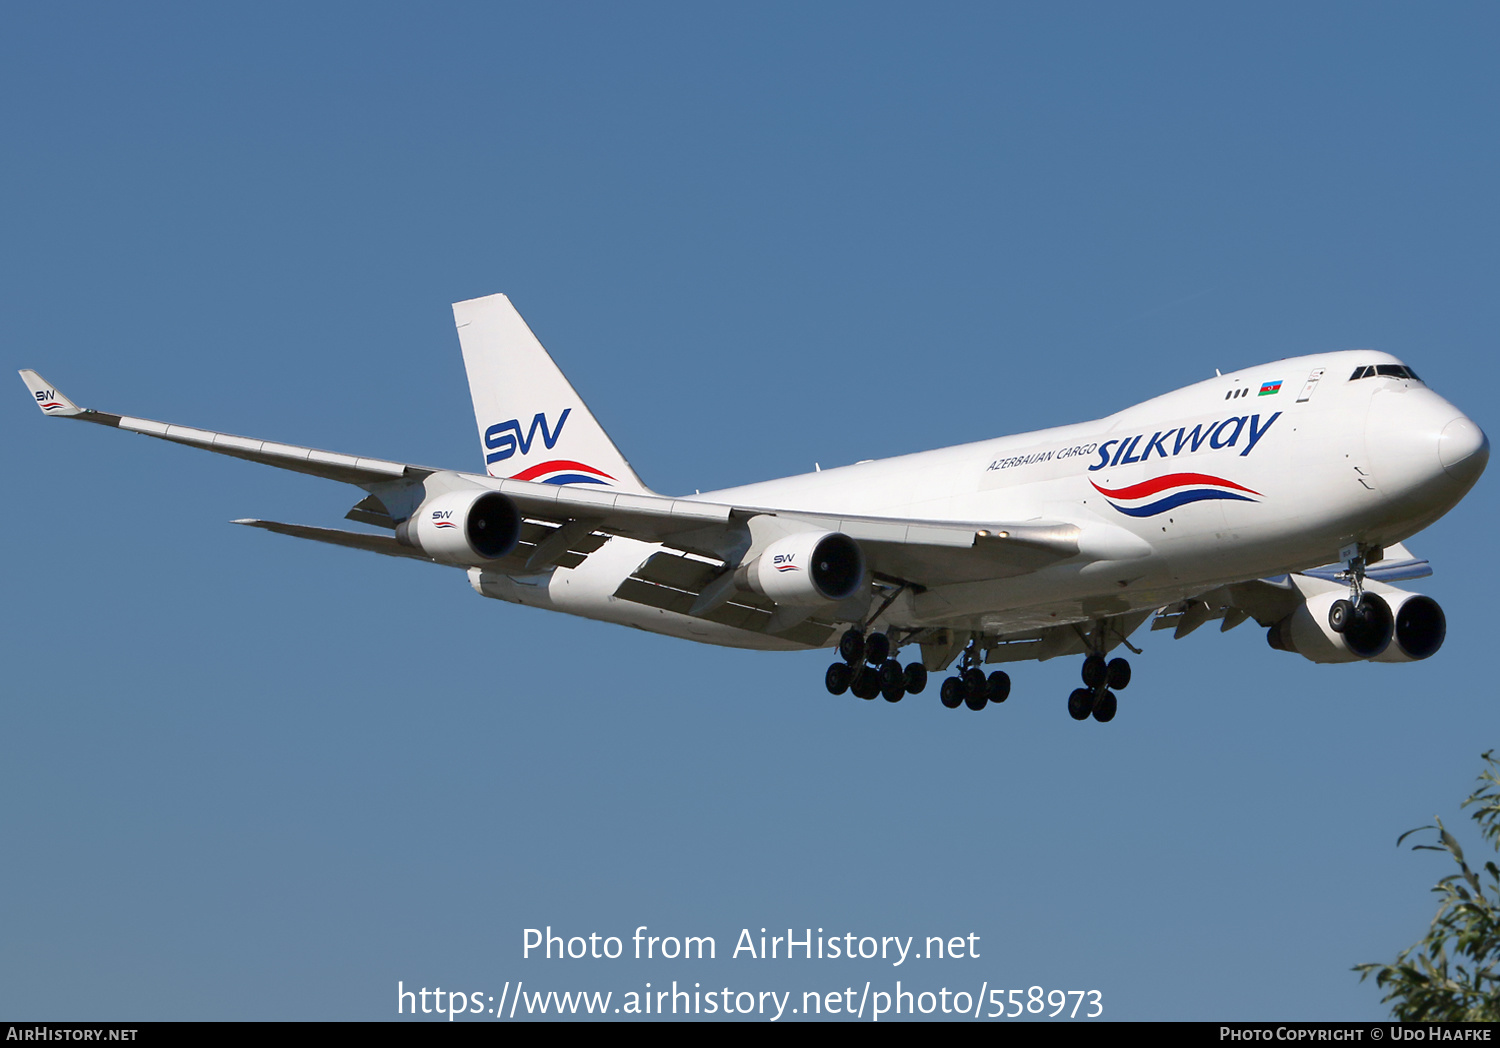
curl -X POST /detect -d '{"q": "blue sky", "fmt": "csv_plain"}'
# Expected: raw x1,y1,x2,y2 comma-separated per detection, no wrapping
3,3,1497,1020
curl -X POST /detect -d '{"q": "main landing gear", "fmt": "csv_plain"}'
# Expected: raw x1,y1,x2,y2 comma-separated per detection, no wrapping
826,629,1006,711
827,627,1132,722
1067,653,1130,723
937,639,1009,712
825,628,927,703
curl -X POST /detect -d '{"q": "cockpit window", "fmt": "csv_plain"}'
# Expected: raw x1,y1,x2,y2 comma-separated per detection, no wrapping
1349,365,1422,382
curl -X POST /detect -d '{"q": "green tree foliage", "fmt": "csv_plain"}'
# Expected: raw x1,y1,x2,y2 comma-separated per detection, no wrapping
1355,751,1500,1021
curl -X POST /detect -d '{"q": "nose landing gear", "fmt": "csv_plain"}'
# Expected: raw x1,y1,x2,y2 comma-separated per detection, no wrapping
1327,547,1370,634
1325,545,1396,658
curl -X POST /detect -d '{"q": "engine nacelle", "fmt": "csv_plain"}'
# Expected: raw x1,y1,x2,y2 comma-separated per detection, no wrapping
396,489,521,566
1371,592,1446,663
737,531,865,606
1266,577,1446,664
1268,591,1393,663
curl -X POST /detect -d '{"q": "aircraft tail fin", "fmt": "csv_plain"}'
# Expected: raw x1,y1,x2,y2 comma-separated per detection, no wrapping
452,294,652,494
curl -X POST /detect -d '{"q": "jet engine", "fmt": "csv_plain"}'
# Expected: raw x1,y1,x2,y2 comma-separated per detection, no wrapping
736,531,865,606
1371,592,1446,663
395,489,521,566
1266,579,1445,664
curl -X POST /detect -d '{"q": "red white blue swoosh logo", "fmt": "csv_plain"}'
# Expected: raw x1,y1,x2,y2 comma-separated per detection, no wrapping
1091,472,1262,517
506,459,617,486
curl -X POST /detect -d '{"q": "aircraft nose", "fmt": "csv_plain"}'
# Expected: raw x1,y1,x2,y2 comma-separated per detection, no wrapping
1364,388,1486,504
1439,415,1488,486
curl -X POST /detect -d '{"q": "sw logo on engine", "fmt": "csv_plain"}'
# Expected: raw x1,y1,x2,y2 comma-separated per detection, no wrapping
484,409,571,464
773,553,799,572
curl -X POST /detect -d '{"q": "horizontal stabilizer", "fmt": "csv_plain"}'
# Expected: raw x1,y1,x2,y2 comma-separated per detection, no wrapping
235,516,610,574
233,519,460,566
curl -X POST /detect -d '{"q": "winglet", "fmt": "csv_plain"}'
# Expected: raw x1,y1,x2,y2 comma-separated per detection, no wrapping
18,370,84,417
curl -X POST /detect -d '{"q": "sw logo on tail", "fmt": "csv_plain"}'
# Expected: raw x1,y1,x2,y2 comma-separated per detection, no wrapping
484,409,571,465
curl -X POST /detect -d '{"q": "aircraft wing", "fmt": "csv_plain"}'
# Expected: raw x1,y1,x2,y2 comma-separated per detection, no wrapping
1148,542,1434,639
19,369,436,488
1293,542,1431,584
473,480,1081,585
21,370,1081,595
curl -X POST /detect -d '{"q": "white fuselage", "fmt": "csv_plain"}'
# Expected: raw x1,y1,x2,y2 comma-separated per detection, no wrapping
469,350,1486,652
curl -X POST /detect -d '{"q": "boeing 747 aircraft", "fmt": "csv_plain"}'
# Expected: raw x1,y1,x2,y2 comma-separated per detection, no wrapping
20,294,1489,722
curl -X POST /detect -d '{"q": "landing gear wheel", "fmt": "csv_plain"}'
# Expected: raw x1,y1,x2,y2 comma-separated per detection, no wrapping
1093,690,1118,723
940,677,964,709
825,663,851,695
1082,654,1108,689
878,660,905,702
1068,688,1094,721
851,667,881,700
965,688,988,711
1106,658,1131,690
839,628,866,664
986,671,1011,703
878,659,904,689
1328,600,1353,634
1344,594,1394,658
865,632,891,665
966,668,990,701
903,663,928,694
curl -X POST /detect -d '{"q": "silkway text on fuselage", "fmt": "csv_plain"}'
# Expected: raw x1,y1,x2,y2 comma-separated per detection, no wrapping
1088,411,1281,472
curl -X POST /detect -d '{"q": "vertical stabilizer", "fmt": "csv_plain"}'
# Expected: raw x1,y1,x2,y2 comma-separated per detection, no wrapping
452,294,652,493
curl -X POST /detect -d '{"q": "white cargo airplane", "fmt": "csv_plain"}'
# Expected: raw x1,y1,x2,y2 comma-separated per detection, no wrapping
20,294,1490,721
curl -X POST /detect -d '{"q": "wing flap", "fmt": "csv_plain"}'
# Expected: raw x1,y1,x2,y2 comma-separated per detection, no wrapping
345,494,397,529
614,572,836,646
632,550,723,592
